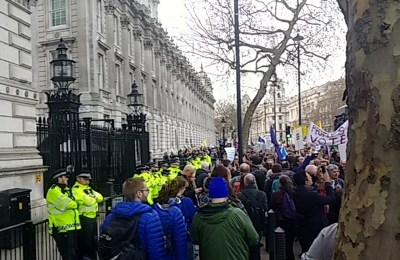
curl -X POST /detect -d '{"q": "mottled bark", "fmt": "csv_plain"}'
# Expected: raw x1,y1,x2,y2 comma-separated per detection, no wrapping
335,0,400,259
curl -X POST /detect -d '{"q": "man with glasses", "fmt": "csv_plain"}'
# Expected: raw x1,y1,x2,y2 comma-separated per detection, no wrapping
100,178,167,259
72,170,103,260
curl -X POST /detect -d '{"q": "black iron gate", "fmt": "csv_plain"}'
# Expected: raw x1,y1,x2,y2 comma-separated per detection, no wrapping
37,116,150,195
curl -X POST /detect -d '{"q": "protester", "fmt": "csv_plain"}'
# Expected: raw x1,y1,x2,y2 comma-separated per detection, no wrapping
229,163,250,192
264,163,283,202
269,175,296,260
168,176,197,260
191,177,259,260
238,174,268,260
292,170,338,253
100,178,167,259
249,156,267,191
154,183,187,260
182,165,202,207
195,162,209,189
301,223,338,260
326,164,344,224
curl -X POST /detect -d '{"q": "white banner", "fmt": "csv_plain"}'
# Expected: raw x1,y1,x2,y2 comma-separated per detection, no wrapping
293,127,304,150
306,121,348,146
224,147,236,163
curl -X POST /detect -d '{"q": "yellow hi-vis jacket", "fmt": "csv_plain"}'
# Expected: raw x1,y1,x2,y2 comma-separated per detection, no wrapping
46,184,81,234
72,182,104,219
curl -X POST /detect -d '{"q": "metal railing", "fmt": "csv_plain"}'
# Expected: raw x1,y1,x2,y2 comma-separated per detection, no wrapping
0,197,120,260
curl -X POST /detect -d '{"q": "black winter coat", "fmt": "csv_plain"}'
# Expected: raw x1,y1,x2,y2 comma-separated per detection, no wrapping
292,184,338,251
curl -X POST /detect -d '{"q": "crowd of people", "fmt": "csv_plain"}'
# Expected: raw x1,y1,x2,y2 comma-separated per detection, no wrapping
46,144,345,260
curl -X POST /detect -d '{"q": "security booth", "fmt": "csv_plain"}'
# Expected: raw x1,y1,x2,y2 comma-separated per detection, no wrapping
0,188,31,249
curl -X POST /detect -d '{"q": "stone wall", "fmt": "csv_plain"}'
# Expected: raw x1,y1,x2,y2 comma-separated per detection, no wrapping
0,0,47,223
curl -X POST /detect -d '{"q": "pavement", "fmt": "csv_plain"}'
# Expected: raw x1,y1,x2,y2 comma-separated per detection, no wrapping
261,237,303,259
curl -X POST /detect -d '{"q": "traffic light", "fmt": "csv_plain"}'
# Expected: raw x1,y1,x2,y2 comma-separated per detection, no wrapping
286,125,291,138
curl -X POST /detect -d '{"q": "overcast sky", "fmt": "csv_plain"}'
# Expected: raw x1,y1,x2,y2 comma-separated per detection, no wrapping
157,0,346,101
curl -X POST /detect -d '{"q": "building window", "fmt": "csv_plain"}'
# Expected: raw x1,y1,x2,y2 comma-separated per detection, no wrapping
98,54,104,89
115,64,121,95
277,93,281,98
279,123,282,130
50,0,67,27
96,0,103,32
114,15,120,45
278,115,282,120
279,107,282,112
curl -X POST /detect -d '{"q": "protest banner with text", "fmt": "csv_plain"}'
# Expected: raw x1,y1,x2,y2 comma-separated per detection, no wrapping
306,121,348,146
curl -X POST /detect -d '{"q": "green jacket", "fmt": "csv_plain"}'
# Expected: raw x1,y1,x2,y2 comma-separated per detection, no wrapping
190,202,259,260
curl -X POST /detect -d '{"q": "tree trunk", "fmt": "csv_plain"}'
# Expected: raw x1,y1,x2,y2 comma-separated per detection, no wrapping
335,1,400,259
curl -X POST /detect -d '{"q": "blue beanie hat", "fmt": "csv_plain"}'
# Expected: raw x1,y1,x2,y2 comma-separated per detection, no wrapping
209,177,229,199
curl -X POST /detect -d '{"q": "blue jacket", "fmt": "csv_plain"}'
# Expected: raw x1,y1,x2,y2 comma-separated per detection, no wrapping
175,197,196,231
153,200,187,260
101,201,167,260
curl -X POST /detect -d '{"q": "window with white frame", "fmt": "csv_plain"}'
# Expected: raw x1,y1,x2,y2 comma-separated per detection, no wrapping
97,54,104,89
115,64,121,95
50,0,67,27
97,0,103,33
114,15,120,45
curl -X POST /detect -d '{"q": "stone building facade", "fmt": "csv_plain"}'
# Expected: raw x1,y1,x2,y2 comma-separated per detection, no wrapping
249,81,288,143
31,0,216,159
0,0,47,223
286,79,345,131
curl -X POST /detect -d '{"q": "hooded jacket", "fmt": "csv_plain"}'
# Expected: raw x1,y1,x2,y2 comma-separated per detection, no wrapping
153,199,187,260
190,202,259,260
101,201,167,260
301,223,338,260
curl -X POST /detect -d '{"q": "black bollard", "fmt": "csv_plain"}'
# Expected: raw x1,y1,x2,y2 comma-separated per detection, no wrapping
23,221,36,260
274,227,286,260
268,210,277,260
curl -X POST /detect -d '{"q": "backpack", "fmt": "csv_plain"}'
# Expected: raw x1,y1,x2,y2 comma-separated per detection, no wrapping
272,179,280,193
98,214,146,260
240,191,265,233
281,192,296,220
232,180,241,193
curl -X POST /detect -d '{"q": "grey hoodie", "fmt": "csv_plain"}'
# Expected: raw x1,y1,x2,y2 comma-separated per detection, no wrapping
301,223,338,260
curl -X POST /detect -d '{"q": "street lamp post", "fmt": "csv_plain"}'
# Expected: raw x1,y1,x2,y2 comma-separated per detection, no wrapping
272,81,277,131
50,38,76,91
46,38,81,176
234,0,243,163
127,81,150,166
293,33,304,126
221,118,226,148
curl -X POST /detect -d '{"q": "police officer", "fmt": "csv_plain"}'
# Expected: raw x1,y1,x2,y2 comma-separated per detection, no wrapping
46,168,81,260
72,170,103,260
